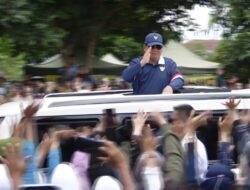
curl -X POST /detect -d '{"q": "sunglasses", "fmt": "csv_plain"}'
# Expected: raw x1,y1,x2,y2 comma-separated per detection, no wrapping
150,45,162,50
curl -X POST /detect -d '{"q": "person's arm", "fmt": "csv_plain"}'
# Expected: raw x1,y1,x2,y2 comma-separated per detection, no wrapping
19,103,40,184
217,101,237,165
185,142,197,185
221,98,247,155
184,110,210,184
130,135,141,168
36,134,51,167
122,58,142,82
162,59,184,94
161,122,185,182
149,112,184,182
47,130,76,179
0,143,30,190
99,141,136,190
123,47,152,83
130,111,148,166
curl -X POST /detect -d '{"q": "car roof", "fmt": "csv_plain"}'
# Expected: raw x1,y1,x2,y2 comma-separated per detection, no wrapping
1,88,250,117
36,89,250,117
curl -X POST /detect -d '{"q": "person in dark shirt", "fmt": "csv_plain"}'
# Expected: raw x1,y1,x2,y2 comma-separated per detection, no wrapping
216,67,226,87
122,32,184,95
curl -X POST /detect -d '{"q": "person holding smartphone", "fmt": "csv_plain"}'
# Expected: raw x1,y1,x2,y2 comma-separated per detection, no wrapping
122,32,184,95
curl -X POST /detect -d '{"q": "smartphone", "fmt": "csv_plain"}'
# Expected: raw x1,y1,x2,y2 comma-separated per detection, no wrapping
19,184,60,190
75,137,104,154
103,108,116,126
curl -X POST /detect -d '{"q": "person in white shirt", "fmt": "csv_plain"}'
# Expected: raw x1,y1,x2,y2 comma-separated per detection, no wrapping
170,104,209,184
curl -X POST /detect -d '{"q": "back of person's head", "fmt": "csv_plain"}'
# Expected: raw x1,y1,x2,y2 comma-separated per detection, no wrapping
51,163,81,190
173,104,194,121
0,164,12,190
92,175,123,190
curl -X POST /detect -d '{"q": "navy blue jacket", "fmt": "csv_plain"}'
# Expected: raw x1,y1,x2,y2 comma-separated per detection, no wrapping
122,56,184,94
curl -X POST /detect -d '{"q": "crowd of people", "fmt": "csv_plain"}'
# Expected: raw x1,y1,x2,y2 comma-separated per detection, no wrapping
0,97,250,189
0,32,250,190
0,73,130,105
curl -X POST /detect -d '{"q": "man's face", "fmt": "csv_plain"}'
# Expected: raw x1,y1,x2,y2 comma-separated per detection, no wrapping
144,45,162,63
170,111,187,139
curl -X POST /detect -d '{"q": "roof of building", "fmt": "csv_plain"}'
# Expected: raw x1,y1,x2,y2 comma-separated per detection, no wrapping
183,40,221,53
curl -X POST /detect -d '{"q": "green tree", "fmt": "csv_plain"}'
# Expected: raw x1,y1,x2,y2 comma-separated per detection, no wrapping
0,0,66,62
96,35,142,62
52,0,214,67
0,36,25,80
215,33,250,82
1,0,215,70
212,0,250,82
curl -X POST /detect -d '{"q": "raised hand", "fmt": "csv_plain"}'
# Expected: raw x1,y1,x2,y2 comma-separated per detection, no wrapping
132,110,148,135
222,97,241,110
148,112,167,126
187,110,211,132
0,143,30,188
222,97,241,122
98,141,136,190
98,141,128,169
218,115,234,142
218,116,233,133
50,129,76,149
21,102,41,119
53,129,76,140
140,47,151,66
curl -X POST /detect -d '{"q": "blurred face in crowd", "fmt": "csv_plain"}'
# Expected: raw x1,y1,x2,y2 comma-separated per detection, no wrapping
170,110,188,139
22,86,33,97
144,45,162,64
71,77,82,91
216,68,224,75
235,82,243,90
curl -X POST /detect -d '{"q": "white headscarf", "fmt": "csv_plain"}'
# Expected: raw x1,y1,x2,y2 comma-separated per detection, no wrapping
92,175,123,190
0,164,12,190
51,163,81,190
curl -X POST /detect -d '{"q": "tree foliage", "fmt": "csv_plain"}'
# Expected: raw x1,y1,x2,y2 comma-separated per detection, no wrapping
96,35,142,62
212,0,250,82
0,36,25,80
0,0,66,62
1,0,216,72
215,32,250,82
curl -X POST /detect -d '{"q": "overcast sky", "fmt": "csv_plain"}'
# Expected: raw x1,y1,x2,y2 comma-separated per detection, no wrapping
182,5,223,42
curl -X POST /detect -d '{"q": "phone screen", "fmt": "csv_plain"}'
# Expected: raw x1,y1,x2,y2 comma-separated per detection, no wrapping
75,137,104,154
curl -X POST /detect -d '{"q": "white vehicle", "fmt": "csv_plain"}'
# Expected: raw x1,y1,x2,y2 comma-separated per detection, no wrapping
1,87,250,160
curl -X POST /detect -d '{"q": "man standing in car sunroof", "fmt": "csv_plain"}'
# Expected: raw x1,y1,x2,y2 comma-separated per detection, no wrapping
122,32,184,95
